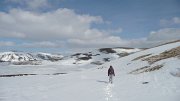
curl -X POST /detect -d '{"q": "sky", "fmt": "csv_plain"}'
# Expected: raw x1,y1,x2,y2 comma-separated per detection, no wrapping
0,0,180,53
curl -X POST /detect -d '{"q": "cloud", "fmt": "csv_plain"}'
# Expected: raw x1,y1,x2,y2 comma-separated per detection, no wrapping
27,0,49,10
160,17,180,26
103,28,123,34
148,28,180,41
0,6,179,50
0,8,130,49
173,17,180,24
0,8,104,40
67,36,129,48
0,41,15,47
68,28,179,48
21,41,63,48
129,28,180,48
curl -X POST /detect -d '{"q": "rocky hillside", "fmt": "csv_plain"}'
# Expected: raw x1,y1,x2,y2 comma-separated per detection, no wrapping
0,47,141,65
60,47,141,66
106,40,180,78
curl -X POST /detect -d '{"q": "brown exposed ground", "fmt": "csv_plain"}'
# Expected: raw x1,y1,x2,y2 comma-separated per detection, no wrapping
132,54,152,61
151,40,180,48
129,65,164,74
129,41,180,75
129,46,179,74
99,48,116,54
71,53,100,61
117,53,129,57
129,66,150,74
91,61,103,65
142,46,180,64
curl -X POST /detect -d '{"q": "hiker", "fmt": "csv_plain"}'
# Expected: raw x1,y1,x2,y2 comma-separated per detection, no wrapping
108,65,115,84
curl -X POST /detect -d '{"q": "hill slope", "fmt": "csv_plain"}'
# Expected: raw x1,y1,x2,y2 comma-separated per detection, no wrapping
0,42,179,101
59,47,141,67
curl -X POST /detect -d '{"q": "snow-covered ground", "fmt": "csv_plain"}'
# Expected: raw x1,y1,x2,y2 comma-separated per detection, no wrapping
0,42,180,101
0,47,140,66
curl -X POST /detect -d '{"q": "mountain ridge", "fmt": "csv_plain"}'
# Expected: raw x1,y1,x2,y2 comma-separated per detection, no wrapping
0,47,141,65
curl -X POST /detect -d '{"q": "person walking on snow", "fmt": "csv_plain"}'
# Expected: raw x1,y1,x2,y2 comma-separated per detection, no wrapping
108,65,115,84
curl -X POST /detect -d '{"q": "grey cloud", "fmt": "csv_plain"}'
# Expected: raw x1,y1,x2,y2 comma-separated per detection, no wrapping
21,41,64,48
160,17,180,26
148,28,180,41
0,41,15,47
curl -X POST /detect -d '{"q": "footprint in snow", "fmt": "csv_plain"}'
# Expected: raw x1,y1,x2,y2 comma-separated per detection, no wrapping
170,68,180,77
104,84,118,101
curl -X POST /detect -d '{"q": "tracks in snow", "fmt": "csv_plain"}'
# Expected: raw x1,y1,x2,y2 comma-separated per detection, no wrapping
104,84,119,101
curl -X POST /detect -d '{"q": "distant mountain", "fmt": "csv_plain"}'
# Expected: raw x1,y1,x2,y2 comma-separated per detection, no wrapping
0,52,63,65
0,52,35,62
36,52,63,62
0,47,141,65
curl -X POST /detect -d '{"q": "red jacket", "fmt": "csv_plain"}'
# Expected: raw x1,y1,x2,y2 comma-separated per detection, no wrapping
108,66,115,76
